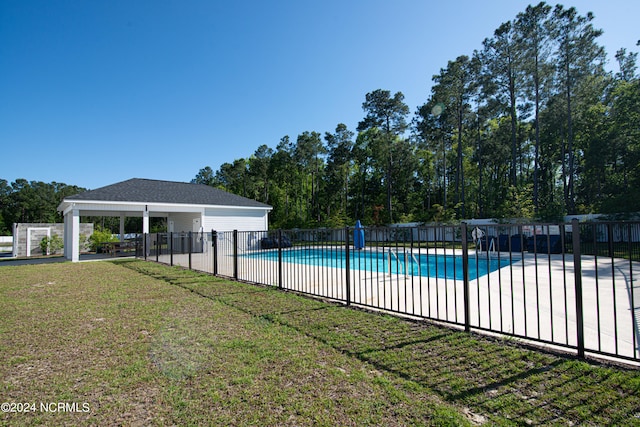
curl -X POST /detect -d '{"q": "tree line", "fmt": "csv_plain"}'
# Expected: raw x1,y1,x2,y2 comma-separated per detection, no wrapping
0,180,158,236
0,179,85,235
194,2,640,228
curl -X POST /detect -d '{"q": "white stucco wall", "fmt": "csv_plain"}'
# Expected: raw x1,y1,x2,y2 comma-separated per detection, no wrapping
203,207,268,232
167,208,268,233
168,212,203,233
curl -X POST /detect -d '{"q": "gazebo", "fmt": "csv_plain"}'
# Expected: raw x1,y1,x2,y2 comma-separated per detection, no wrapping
57,178,272,262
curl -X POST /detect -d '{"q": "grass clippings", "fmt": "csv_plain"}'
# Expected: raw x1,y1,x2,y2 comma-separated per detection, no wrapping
1,259,639,426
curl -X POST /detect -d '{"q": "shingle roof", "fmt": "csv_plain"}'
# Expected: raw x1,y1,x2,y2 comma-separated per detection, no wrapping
64,178,271,209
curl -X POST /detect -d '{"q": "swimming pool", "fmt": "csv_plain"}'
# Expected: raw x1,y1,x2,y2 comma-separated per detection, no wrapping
244,248,517,280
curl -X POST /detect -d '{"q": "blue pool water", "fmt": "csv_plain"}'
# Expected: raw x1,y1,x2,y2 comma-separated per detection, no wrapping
245,248,516,280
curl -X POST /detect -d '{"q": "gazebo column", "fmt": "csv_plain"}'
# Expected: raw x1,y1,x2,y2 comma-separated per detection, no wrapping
63,212,71,260
143,208,150,257
143,208,150,234
119,214,126,242
72,209,80,261
64,208,80,262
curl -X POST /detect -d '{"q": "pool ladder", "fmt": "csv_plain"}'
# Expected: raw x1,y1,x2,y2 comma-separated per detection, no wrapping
475,236,497,258
388,249,420,276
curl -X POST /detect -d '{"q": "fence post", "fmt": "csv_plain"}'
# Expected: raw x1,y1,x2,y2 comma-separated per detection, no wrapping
143,233,147,260
233,230,238,280
212,230,218,275
156,232,160,262
188,231,193,270
571,219,585,359
169,232,173,266
278,230,283,289
345,227,351,306
461,222,471,333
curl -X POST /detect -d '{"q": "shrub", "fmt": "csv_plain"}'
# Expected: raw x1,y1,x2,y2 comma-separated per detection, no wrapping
40,234,64,255
79,233,91,252
88,227,119,252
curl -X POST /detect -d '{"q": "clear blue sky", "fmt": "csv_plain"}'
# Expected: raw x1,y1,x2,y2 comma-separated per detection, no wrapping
1,0,638,190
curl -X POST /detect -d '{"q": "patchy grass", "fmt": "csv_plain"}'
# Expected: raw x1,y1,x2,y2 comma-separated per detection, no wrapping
120,260,640,425
2,260,640,426
1,260,467,426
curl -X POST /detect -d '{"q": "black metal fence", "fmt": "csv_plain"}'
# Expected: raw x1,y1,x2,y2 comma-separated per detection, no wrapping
137,220,640,364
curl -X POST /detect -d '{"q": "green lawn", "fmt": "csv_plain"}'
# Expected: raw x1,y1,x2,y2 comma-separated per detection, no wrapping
1,260,639,426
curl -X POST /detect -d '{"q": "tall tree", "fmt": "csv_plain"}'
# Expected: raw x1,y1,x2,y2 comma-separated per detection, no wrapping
214,159,250,197
551,4,605,213
615,47,638,82
468,51,492,218
412,143,437,220
294,131,326,224
248,144,273,204
351,127,382,223
603,74,640,211
426,56,475,217
515,2,553,211
414,98,452,211
192,166,216,186
324,123,354,222
357,89,409,223
481,21,521,188
268,136,299,228
388,136,419,221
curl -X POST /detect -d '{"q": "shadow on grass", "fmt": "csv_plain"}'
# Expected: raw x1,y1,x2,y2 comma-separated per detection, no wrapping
120,259,640,425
